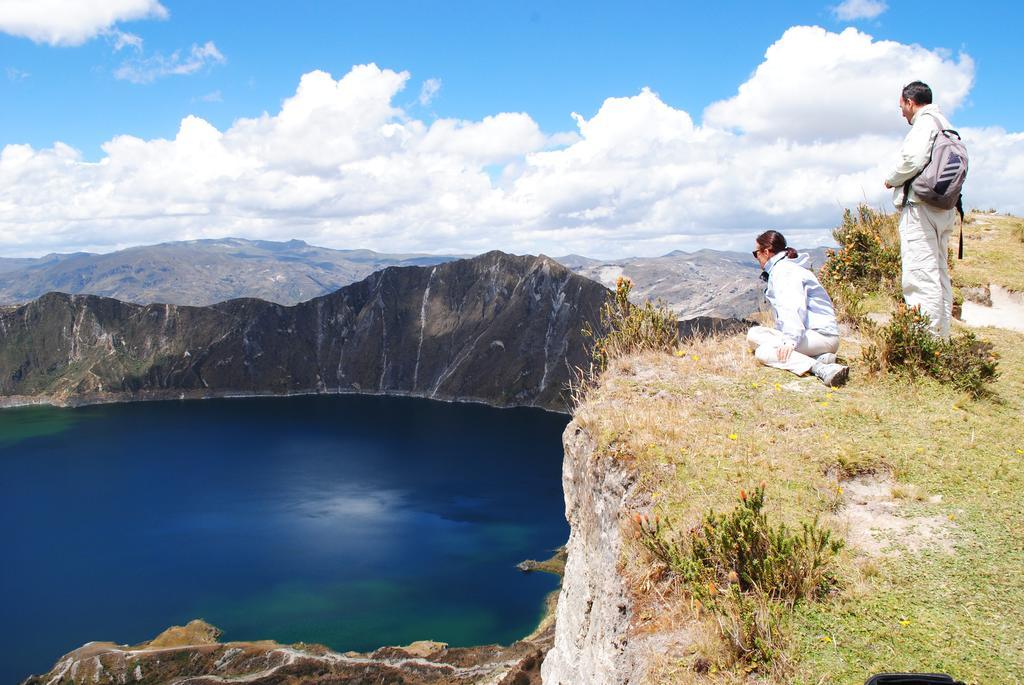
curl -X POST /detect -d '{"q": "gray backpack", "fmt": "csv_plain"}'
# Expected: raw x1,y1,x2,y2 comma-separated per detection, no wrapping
901,113,968,215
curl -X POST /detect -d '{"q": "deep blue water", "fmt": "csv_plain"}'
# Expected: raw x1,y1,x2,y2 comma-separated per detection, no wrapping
0,395,569,683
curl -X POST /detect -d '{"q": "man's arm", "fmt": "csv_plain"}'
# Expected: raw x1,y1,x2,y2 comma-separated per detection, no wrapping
885,117,937,188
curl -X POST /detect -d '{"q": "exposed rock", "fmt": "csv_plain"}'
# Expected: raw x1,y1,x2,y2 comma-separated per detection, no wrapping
516,547,568,576
960,283,1024,332
0,251,607,412
541,423,645,684
960,284,992,306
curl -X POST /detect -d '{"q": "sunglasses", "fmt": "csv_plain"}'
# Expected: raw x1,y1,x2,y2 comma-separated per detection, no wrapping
752,248,761,258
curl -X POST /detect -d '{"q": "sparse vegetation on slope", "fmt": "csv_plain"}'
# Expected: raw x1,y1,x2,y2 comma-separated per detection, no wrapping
957,211,1024,292
820,204,999,397
573,211,1024,683
635,485,844,676
579,276,678,386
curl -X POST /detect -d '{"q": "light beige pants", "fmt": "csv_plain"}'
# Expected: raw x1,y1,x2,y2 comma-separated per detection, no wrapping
747,326,840,376
899,202,956,338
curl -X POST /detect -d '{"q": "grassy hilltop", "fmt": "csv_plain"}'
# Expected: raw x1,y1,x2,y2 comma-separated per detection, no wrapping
575,210,1024,683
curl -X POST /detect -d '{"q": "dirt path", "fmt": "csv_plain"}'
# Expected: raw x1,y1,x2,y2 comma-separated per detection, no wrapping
960,284,1024,332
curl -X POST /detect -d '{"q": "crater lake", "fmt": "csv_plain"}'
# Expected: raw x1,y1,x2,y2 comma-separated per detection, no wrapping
1,394,569,683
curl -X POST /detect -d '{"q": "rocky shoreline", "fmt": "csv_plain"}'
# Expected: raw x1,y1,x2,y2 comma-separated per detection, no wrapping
0,384,573,414
21,618,553,685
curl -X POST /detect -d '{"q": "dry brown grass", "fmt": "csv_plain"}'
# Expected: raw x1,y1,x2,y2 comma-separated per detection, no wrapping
575,334,848,532
575,311,1024,682
144,619,221,648
955,212,1024,292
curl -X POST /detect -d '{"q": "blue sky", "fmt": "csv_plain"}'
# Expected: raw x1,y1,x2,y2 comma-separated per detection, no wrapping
4,1,1021,156
1,1,1022,257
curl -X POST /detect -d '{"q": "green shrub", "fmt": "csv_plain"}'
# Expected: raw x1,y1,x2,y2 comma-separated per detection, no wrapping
819,205,902,311
583,276,678,374
862,304,999,397
638,485,843,602
634,486,843,672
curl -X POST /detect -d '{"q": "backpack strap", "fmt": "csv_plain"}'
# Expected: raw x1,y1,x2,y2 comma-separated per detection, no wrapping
956,195,965,259
900,113,944,209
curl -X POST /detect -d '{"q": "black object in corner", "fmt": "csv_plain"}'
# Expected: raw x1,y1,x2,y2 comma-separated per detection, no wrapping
865,674,965,685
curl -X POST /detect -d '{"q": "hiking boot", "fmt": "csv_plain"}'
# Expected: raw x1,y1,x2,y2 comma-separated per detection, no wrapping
812,362,849,387
815,352,838,365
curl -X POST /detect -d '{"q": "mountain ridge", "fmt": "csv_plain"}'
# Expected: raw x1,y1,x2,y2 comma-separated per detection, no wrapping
0,238,462,307
0,251,607,412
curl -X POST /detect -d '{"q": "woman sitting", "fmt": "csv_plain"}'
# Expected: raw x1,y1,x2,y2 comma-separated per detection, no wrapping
748,230,849,387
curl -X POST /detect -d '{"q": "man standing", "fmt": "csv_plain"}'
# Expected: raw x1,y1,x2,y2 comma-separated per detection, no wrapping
884,81,957,338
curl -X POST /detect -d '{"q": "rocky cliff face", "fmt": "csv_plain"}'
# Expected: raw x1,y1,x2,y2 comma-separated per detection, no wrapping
541,422,645,684
0,251,606,411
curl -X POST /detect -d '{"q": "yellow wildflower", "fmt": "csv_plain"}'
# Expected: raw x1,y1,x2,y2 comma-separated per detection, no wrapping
728,433,738,440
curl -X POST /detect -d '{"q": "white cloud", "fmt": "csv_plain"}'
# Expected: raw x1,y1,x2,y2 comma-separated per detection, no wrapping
418,78,441,106
0,0,167,46
105,28,143,51
114,40,226,84
196,90,223,103
704,26,974,142
832,0,888,21
0,28,1021,260
5,67,30,82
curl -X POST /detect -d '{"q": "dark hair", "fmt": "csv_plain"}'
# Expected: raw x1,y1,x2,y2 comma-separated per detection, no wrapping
901,81,933,105
756,230,797,259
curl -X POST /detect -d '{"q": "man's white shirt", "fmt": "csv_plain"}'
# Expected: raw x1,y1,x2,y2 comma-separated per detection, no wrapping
885,103,952,207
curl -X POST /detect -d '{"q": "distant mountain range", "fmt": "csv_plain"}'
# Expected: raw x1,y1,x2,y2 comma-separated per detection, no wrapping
558,247,832,319
0,239,462,307
0,237,832,320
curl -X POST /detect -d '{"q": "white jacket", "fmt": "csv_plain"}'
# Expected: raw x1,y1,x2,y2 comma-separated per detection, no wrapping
763,252,840,346
885,103,952,208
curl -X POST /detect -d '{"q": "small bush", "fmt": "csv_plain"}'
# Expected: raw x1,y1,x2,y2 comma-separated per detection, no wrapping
861,304,999,397
634,486,842,672
1013,221,1024,244
819,205,902,315
583,276,678,374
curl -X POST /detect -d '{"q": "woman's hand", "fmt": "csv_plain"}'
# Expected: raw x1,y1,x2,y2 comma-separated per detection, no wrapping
777,344,794,362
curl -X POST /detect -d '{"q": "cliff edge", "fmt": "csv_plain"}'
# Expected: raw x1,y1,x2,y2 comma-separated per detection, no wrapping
541,315,1023,682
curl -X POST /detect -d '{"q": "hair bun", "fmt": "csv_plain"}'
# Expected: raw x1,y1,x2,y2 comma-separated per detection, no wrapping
786,247,798,259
